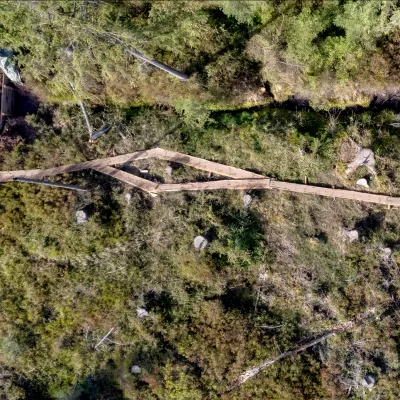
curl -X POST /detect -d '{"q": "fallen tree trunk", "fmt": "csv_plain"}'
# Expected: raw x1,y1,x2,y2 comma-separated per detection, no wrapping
86,28,189,81
79,100,93,139
13,177,89,192
232,331,336,388
232,307,378,389
124,45,189,81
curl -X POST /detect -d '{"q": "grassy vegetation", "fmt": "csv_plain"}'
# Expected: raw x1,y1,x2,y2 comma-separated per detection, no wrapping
0,103,399,398
0,1,400,399
3,0,400,110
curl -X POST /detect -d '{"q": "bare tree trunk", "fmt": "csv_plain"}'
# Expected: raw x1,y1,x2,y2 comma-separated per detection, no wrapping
94,327,115,350
123,46,189,81
231,307,378,390
14,177,89,192
85,27,189,81
233,331,336,388
79,100,93,138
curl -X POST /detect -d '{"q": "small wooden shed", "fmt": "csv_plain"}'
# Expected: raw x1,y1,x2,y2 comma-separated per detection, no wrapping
0,73,15,131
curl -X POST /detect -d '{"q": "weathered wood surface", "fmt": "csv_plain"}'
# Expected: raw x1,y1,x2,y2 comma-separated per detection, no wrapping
151,148,265,179
92,165,159,193
0,149,158,182
1,147,400,206
157,179,400,206
270,181,400,206
158,179,272,192
0,74,15,130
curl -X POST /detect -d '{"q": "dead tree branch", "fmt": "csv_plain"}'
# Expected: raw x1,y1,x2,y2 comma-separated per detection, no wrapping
232,331,336,388
232,308,379,389
94,327,115,350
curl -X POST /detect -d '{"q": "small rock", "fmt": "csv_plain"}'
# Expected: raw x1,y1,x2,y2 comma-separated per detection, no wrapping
140,169,149,173
193,235,209,250
125,193,132,203
131,365,141,374
361,374,375,390
243,194,252,209
344,229,359,242
165,166,173,176
137,308,149,318
356,178,369,188
64,46,74,58
379,247,392,260
75,210,88,224
346,147,376,174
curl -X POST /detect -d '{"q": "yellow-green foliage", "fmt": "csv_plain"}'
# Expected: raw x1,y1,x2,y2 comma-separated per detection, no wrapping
0,105,399,398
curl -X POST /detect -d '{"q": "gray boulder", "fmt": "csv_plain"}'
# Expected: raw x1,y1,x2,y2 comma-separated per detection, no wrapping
344,229,359,242
125,193,132,204
356,178,369,188
165,166,173,176
193,235,209,250
243,194,252,209
131,365,141,374
346,148,376,174
75,210,88,224
137,307,149,318
361,374,376,390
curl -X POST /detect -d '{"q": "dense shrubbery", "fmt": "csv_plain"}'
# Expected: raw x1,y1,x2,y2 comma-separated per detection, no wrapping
1,1,400,398
3,0,400,110
0,104,399,398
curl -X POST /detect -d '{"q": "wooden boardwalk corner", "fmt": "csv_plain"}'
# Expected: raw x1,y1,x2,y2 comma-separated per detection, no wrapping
0,147,399,207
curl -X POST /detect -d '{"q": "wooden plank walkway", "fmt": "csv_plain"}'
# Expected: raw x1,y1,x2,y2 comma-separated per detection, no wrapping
0,147,399,206
0,74,15,131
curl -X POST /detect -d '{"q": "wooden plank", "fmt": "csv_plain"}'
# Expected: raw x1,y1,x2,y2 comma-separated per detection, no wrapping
13,177,89,192
158,179,400,206
158,179,272,192
270,181,400,206
92,165,159,193
1,73,14,126
0,149,159,182
1,147,400,206
151,148,264,179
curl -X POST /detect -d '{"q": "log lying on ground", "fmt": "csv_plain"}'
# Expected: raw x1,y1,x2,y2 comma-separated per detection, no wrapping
232,307,378,389
13,177,89,192
233,331,336,388
87,28,189,81
124,46,189,81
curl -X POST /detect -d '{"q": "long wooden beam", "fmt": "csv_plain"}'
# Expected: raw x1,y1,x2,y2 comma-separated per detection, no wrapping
0,148,255,182
0,149,158,182
92,165,158,193
151,148,264,179
1,147,400,206
155,179,400,206
270,181,400,206
158,179,272,192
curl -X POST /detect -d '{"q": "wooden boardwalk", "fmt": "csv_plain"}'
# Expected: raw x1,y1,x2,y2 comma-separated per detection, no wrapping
0,73,15,130
1,147,400,206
